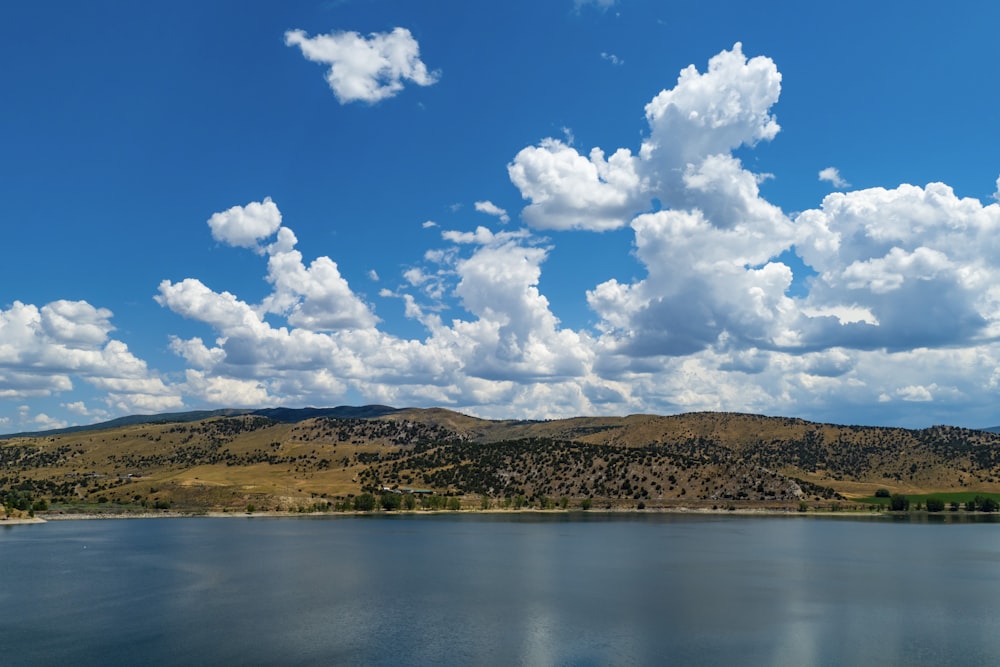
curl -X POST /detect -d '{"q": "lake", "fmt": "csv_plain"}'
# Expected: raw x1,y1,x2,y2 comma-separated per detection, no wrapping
2,513,1000,665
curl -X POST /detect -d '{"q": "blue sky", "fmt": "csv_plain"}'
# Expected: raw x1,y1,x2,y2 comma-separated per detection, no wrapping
2,0,999,432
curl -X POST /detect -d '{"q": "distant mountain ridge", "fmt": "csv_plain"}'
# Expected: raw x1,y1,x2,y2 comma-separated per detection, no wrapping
0,405,403,440
6,405,1000,441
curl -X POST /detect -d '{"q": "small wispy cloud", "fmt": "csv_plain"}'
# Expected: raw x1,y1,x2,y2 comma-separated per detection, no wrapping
601,52,623,66
474,200,510,224
575,0,616,10
819,166,850,189
422,220,439,228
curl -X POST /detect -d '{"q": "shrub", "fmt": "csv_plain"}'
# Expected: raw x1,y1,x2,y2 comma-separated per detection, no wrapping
874,488,891,498
889,494,909,511
925,498,945,512
974,495,999,513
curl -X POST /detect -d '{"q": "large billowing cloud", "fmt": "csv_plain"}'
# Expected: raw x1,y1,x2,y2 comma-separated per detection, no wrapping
285,27,439,104
259,227,379,331
640,43,781,171
0,300,180,414
508,139,645,231
794,183,1000,351
503,43,1000,422
148,44,1000,425
508,43,1000,385
503,43,795,360
157,203,598,417
9,43,1000,429
508,43,781,232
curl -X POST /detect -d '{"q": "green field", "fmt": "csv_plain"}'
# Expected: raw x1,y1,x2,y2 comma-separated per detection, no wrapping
858,491,1000,506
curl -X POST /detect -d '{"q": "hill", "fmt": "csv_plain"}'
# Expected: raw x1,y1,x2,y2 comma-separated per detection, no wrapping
0,405,402,440
4,408,1000,515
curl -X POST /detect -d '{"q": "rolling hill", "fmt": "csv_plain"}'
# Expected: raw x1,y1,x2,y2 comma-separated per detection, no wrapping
4,407,1000,515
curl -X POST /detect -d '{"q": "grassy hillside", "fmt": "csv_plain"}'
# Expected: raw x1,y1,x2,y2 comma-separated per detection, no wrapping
4,409,1000,515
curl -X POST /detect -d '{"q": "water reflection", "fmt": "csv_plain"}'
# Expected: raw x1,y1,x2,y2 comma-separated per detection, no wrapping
3,514,1000,665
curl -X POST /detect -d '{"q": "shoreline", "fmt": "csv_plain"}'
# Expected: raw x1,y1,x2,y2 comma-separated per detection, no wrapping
0,516,47,524
32,506,893,522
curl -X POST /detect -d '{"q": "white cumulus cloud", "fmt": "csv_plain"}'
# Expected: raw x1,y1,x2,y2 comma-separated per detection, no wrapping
0,300,180,414
18,43,1000,429
795,182,1000,351
207,197,282,253
509,139,644,231
285,27,440,104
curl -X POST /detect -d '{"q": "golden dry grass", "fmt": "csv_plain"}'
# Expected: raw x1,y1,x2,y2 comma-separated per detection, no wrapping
5,410,1000,512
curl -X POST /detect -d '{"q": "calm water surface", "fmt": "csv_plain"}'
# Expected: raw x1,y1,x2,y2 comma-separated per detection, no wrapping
3,513,1000,666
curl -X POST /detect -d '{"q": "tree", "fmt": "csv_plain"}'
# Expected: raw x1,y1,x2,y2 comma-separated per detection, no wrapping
580,497,592,511
925,498,945,512
353,493,376,512
889,494,909,511
403,494,417,511
875,488,891,498
422,495,445,510
380,492,401,511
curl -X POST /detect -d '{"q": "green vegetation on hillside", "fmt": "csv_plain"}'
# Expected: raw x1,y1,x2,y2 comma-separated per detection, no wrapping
3,409,1000,514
